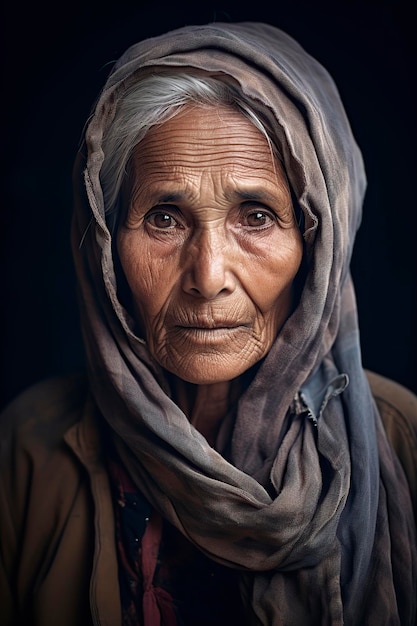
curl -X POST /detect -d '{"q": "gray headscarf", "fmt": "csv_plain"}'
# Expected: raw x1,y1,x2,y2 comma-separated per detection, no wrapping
71,22,416,625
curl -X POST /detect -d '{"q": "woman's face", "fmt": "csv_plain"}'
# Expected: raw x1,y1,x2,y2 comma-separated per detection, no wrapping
117,105,303,384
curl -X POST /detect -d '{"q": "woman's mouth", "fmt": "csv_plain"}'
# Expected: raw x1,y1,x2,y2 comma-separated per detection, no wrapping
174,324,247,344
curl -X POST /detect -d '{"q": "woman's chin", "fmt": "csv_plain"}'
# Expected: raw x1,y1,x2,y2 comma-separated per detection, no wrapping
161,351,261,385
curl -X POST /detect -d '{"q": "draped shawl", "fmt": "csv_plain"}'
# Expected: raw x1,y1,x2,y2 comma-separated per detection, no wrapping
71,21,417,625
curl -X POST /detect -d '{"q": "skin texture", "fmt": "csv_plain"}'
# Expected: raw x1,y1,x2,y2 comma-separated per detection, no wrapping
117,104,303,400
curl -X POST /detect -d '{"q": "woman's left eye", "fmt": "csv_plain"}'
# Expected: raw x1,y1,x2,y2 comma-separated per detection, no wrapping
239,207,276,229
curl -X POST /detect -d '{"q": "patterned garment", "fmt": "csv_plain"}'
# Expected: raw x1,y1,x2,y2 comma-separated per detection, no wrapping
108,458,247,626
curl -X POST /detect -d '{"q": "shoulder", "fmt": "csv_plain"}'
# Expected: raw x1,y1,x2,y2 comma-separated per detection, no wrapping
0,372,91,504
365,369,417,437
366,369,417,513
0,372,89,418
0,372,92,537
0,372,89,450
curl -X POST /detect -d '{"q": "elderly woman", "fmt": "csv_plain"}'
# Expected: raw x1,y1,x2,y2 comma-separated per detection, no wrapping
1,21,416,626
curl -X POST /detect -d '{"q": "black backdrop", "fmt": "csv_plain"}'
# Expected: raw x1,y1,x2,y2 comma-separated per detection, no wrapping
1,0,416,410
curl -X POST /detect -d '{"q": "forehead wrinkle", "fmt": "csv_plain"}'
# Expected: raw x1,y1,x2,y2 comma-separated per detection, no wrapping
134,145,279,189
131,167,290,211
135,109,275,170
136,142,275,171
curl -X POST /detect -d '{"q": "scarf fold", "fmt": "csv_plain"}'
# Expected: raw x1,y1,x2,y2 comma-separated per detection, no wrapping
71,21,417,624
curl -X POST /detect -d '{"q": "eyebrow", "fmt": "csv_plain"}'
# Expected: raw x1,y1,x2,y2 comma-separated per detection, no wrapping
152,192,185,204
228,189,284,204
147,187,286,206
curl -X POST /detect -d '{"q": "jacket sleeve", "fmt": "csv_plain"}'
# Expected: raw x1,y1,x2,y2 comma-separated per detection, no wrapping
366,369,417,524
0,375,94,626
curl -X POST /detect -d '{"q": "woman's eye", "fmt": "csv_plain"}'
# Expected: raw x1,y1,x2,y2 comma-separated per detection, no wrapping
240,207,276,229
145,209,180,230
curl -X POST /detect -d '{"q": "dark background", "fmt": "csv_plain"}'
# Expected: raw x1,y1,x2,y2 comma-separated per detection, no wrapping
1,0,416,410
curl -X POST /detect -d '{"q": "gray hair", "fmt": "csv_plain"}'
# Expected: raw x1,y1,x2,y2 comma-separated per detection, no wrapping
100,70,283,226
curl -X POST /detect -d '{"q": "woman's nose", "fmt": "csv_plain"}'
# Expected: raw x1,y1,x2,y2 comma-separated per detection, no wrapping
181,228,237,299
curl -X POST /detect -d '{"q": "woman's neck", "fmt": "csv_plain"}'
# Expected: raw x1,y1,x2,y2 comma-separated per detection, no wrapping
170,377,239,446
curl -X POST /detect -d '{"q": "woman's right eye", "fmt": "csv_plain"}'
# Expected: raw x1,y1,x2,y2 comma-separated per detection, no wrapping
144,207,182,230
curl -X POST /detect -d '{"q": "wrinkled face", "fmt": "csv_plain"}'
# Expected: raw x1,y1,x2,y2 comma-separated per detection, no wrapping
117,105,303,384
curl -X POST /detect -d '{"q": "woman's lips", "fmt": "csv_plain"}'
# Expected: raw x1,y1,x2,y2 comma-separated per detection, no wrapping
180,322,242,330
175,314,251,330
173,323,247,344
